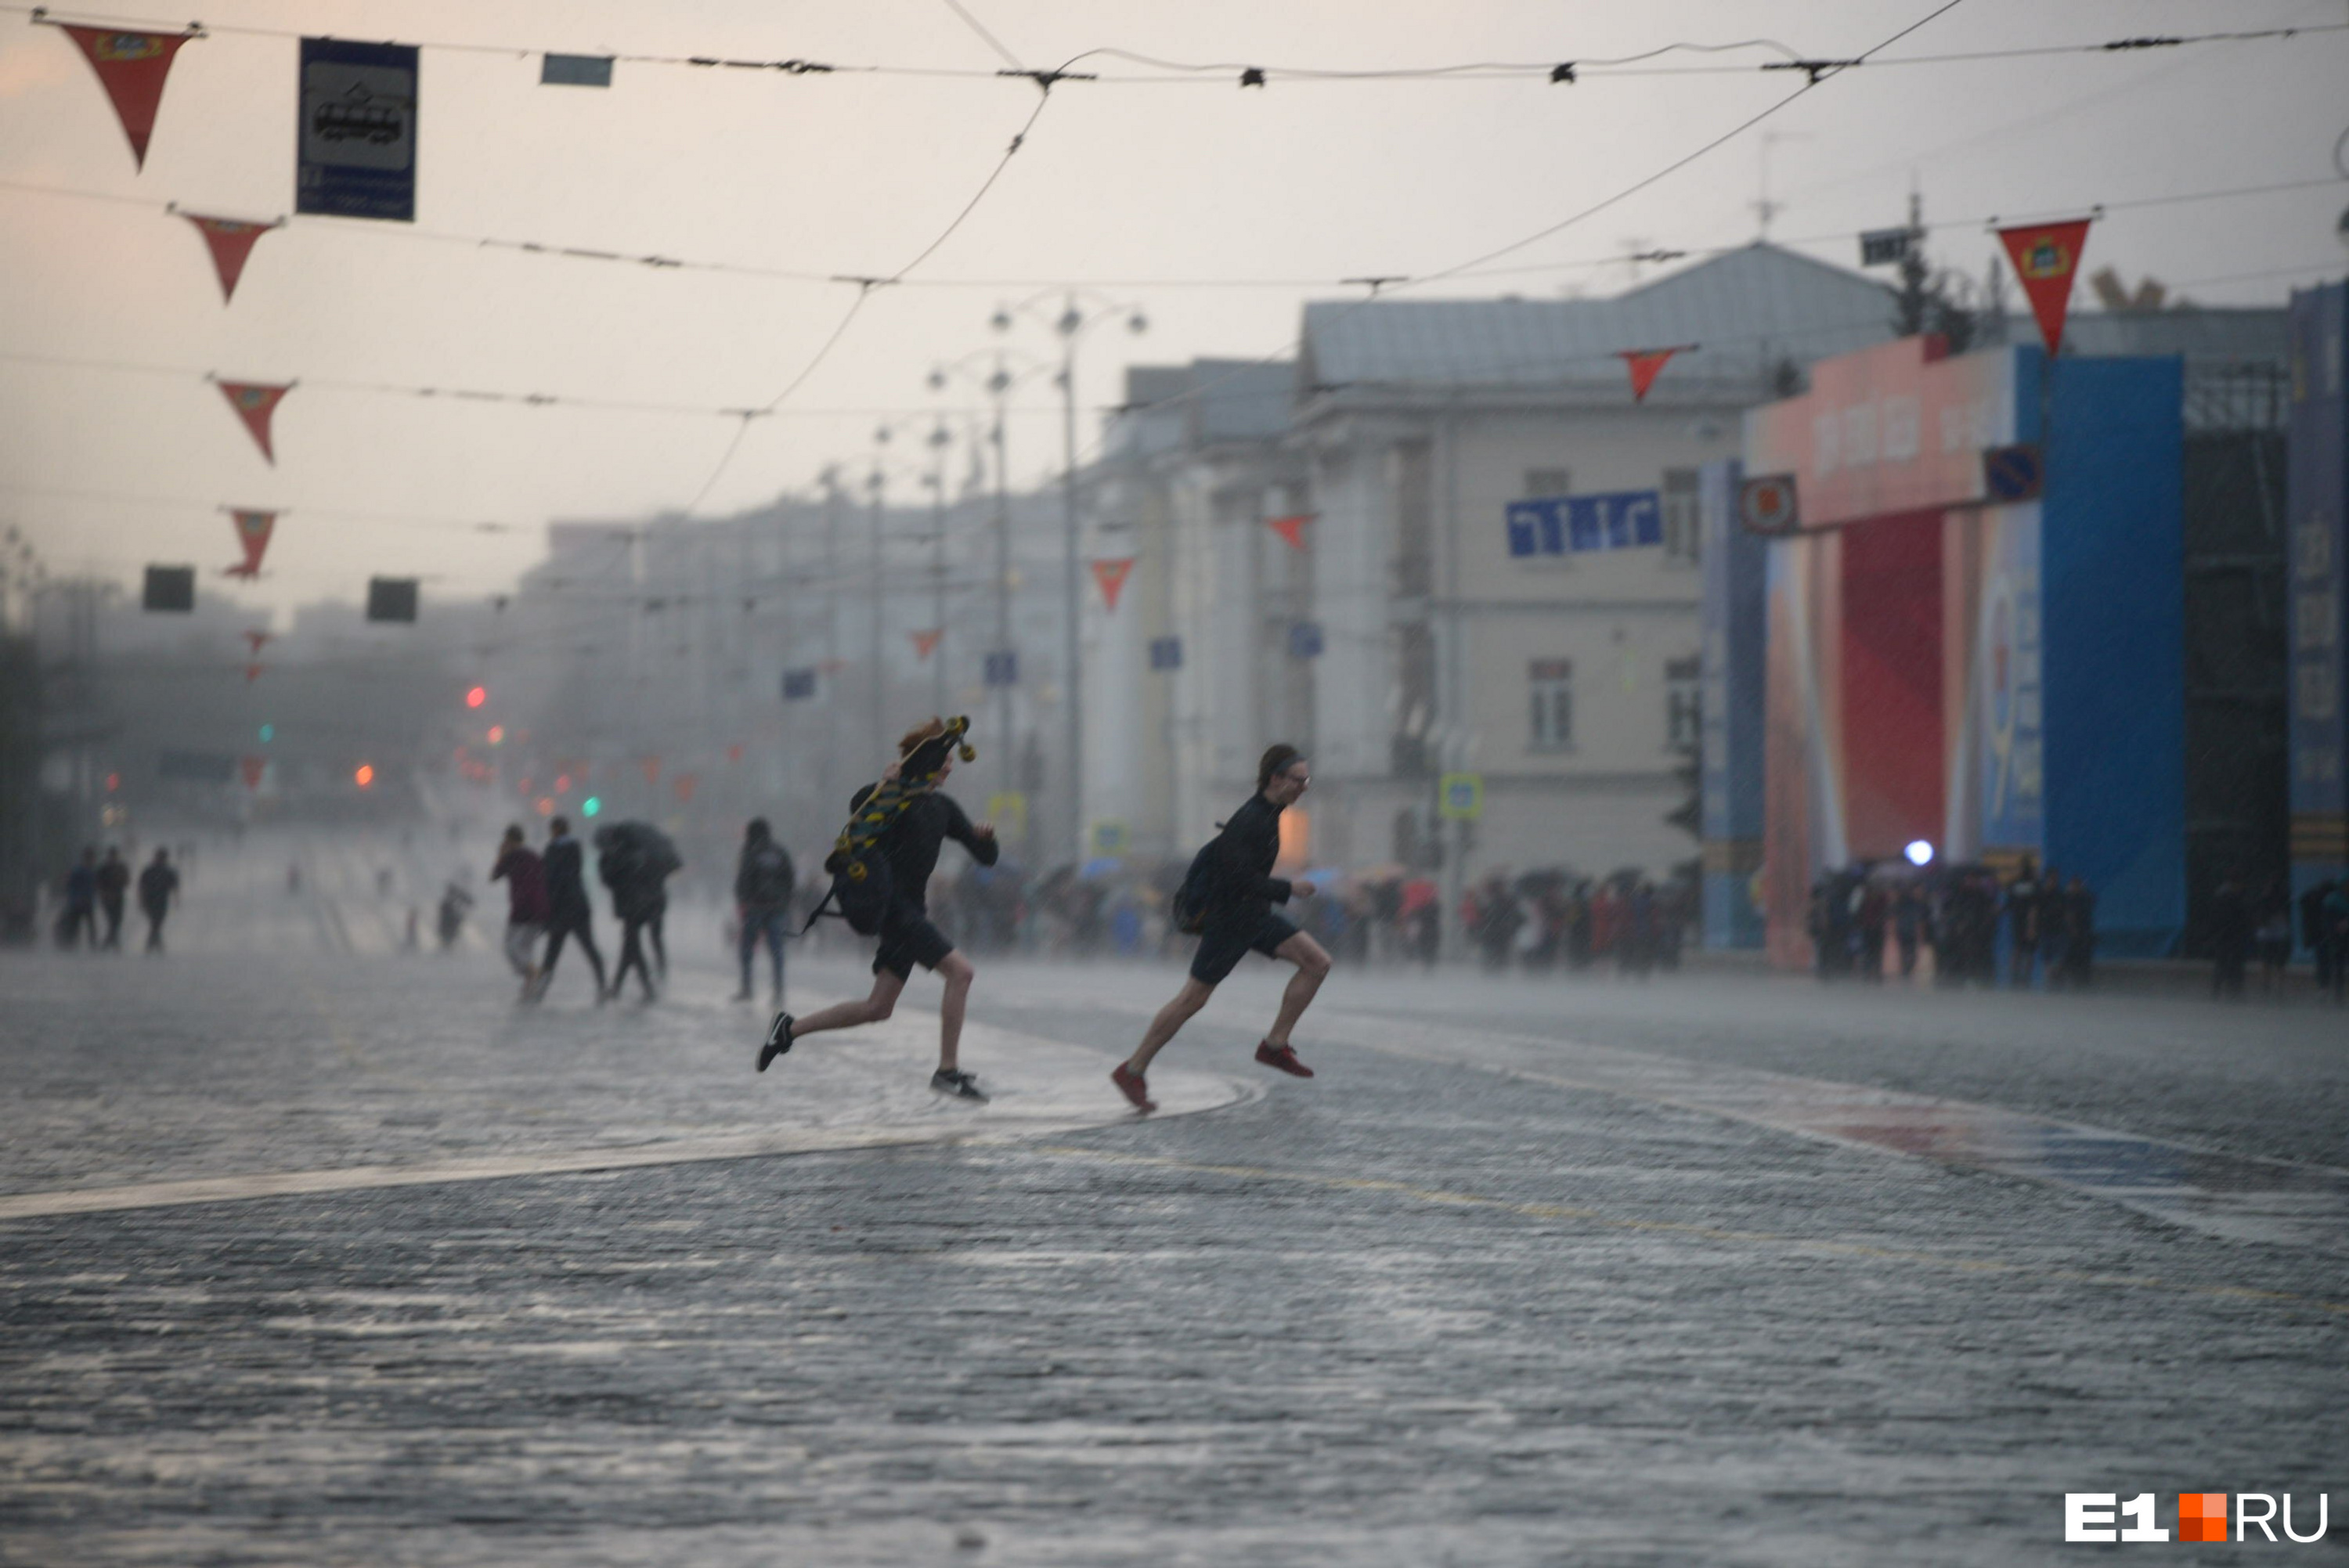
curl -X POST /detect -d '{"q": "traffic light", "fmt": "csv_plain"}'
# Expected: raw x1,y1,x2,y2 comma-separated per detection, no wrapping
581,795,602,817
465,685,488,708
354,763,375,788
258,723,274,743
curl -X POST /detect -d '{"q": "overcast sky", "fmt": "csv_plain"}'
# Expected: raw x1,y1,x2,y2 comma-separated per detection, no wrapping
2,0,2344,613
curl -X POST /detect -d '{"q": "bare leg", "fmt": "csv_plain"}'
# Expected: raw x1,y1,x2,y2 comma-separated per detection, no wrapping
792,969,907,1038
1128,977,1214,1075
936,951,975,1072
1265,932,1333,1047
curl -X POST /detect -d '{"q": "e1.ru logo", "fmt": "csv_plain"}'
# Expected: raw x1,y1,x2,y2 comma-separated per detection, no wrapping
2066,1493,2331,1543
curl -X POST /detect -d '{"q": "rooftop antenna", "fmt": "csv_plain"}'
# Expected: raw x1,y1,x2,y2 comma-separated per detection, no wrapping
1752,132,1810,241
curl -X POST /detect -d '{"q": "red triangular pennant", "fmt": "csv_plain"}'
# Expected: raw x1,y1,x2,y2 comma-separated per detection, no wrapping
56,25,197,171
240,755,265,788
1618,345,1693,402
642,757,662,786
216,380,291,463
1997,218,2092,356
673,773,698,803
180,212,279,304
244,662,264,683
1266,514,1312,552
243,628,272,655
1090,557,1136,611
726,743,745,763
223,510,276,577
912,629,944,661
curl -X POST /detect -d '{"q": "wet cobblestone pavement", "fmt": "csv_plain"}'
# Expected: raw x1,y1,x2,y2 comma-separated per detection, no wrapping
2,873,2344,1563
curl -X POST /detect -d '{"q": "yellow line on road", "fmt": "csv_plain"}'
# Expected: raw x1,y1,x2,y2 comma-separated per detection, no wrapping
1034,1146,2349,1317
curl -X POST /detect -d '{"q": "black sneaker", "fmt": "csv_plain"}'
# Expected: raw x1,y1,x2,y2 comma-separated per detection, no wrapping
930,1068,989,1103
757,1011,794,1072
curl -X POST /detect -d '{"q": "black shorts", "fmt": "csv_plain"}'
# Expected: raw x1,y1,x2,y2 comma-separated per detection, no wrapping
1190,910,1299,986
874,907,954,979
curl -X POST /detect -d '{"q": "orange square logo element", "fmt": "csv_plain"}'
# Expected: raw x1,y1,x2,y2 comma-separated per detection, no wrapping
2180,1493,2228,1543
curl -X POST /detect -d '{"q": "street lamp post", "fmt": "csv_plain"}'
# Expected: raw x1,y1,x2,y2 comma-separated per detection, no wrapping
993,292,1146,866
868,426,890,765
931,349,1053,848
926,421,951,717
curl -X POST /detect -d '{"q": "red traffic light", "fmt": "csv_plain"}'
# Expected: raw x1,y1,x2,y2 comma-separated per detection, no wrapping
465,685,488,708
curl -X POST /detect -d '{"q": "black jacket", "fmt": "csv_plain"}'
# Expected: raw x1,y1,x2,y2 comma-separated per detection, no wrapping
846,786,998,914
543,835,592,920
1205,793,1292,922
735,840,796,914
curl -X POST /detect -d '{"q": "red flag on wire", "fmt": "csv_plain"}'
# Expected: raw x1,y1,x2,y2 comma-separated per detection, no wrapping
1265,515,1312,552
1997,218,2092,355
242,629,272,655
179,212,280,303
642,757,662,786
244,662,264,683
1618,345,1694,402
911,629,944,661
55,25,197,170
674,773,698,804
1090,557,1136,611
223,510,276,578
216,380,291,463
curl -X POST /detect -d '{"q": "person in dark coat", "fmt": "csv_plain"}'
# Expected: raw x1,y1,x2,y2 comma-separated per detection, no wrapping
135,848,179,953
534,816,607,1002
734,818,796,1004
763,719,998,1101
1110,743,1331,1112
2207,876,2250,999
597,823,678,1003
2300,878,2337,993
490,824,548,998
94,847,130,949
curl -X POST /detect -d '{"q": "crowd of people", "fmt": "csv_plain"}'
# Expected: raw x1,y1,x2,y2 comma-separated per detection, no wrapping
1806,856,2095,988
2211,874,2349,1001
44,844,180,953
1460,871,1691,975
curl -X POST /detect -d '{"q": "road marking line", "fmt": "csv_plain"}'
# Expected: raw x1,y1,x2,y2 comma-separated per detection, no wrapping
1034,1146,2349,1317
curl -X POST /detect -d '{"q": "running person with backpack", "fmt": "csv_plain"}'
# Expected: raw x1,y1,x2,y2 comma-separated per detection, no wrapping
758,719,998,1101
1111,744,1330,1112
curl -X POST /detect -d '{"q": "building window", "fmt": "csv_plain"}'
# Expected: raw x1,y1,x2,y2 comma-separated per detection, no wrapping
1525,467,1571,499
1665,654,1702,750
1662,468,1701,564
1530,658,1573,749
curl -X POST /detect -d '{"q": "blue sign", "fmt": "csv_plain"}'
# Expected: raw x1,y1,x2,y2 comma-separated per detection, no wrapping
1288,622,1324,659
1149,636,1183,671
297,38,419,222
983,650,1019,687
1983,444,2044,504
1505,490,1663,557
781,668,817,701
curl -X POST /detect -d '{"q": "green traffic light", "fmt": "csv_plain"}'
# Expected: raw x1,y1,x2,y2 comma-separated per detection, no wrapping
581,796,601,817
258,724,274,742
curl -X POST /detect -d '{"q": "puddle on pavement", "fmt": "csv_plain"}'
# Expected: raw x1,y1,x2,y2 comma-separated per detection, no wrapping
1334,1012,2349,1256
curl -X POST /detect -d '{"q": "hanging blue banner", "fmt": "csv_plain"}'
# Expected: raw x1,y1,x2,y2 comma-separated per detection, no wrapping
781,668,817,701
983,650,1019,687
1149,636,1183,671
297,38,418,222
1505,489,1662,558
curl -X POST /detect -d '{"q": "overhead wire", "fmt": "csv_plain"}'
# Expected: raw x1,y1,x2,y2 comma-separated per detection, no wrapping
5,3,2335,82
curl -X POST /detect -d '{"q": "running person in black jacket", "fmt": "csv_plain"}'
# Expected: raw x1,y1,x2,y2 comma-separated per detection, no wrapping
1112,744,1331,1112
760,720,998,1100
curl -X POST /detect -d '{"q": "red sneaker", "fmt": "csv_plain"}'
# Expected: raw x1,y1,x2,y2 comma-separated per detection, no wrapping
1255,1040,1314,1078
1110,1062,1156,1112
